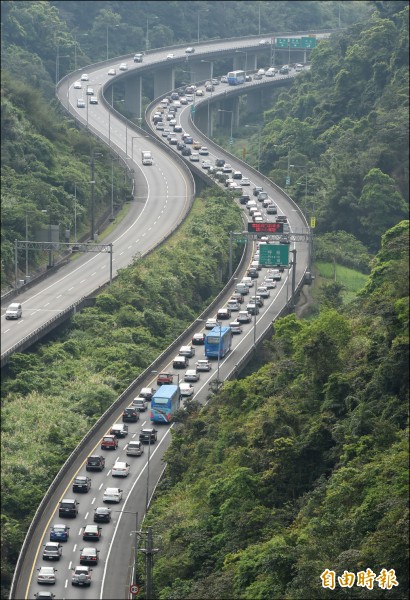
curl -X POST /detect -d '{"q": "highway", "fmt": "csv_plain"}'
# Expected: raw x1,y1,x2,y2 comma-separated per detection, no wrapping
10,35,314,600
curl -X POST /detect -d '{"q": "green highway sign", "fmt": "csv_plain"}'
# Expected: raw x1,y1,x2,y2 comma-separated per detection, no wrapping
191,106,196,114
290,38,302,48
285,176,291,186
259,244,289,267
275,38,289,48
301,36,317,48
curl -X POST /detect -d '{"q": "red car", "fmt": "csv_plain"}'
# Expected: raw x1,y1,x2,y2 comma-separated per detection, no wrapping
101,435,118,450
156,372,173,385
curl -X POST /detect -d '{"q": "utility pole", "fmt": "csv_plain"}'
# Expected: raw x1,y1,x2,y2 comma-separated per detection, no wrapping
140,526,159,600
90,153,95,242
290,248,297,308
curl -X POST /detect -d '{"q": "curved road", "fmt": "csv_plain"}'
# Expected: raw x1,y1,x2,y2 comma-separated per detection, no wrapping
12,35,315,600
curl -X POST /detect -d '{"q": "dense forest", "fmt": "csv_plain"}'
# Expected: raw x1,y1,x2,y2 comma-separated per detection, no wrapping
1,1,408,599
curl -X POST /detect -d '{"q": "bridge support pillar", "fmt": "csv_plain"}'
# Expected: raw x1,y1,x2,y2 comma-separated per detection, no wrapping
191,60,213,83
154,68,175,98
247,89,262,113
124,76,142,118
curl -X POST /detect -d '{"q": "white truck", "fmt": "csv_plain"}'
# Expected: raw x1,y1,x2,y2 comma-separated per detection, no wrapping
141,151,153,165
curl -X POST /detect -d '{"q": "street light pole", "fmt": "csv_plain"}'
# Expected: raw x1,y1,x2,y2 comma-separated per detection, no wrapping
216,320,222,391
218,109,234,145
146,16,158,53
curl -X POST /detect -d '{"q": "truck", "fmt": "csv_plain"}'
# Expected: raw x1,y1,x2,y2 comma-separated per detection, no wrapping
141,150,153,165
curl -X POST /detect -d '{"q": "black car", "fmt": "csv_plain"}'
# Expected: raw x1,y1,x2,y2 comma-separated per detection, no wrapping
93,507,111,523
59,499,79,518
239,195,251,205
86,455,105,472
139,428,158,444
279,235,290,244
253,186,263,197
247,269,259,279
279,66,289,74
122,407,139,423
177,141,185,151
215,158,225,167
73,476,91,493
181,147,192,156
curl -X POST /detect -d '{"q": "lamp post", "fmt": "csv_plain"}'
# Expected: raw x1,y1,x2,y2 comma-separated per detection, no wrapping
218,109,234,146
235,50,248,75
86,83,102,130
74,32,88,71
90,151,103,241
201,60,213,137
146,16,159,53
197,8,209,43
245,124,262,171
106,24,120,60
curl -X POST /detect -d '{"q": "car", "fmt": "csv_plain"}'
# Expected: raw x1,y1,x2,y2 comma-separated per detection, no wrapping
263,278,277,289
195,89,204,96
169,137,178,145
173,125,183,133
231,292,244,304
185,94,194,102
134,53,144,62
245,75,252,82
103,487,123,503
239,194,251,205
112,461,130,477
184,369,199,382
225,178,235,188
93,507,111,523
76,98,86,108
181,146,192,156
215,158,225,167
229,321,243,334
166,53,175,59
157,372,174,385
237,311,252,323
139,387,155,400
202,160,212,169
122,407,140,422
89,96,98,104
82,524,101,541
179,96,188,105
199,147,209,155
257,68,266,76
126,440,144,457
180,383,194,397
295,63,304,71
5,302,22,319
34,593,56,599
185,47,195,54
247,268,259,279
257,191,269,201
233,171,242,180
241,277,254,288
257,287,270,298
190,152,200,162
192,332,205,345
71,565,92,587
266,204,278,215
131,398,147,413
205,84,214,92
211,78,219,85
72,476,91,493
43,542,62,561
184,135,194,144
279,66,289,74
139,428,158,444
37,566,57,585
80,547,99,565
107,68,116,76
119,63,128,71
80,73,89,81
205,318,218,330
86,87,94,95
253,295,264,307
74,81,82,89
222,164,233,173
196,359,211,372
101,435,118,450
253,186,263,196
192,140,202,149
177,141,186,151
246,303,260,315
253,72,263,80
241,177,251,186
279,234,290,244
265,67,277,77
58,499,79,518
156,123,164,131
170,92,179,101
220,75,228,83
50,524,70,542
227,300,240,312
110,424,128,438
259,39,270,45
236,283,250,295
86,455,105,471
162,129,171,137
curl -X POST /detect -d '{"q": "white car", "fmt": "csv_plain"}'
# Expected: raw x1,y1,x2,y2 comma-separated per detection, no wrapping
108,68,116,76
237,311,252,323
227,301,240,312
241,177,251,186
229,321,243,334
259,39,270,45
233,171,242,179
166,53,175,60
196,359,212,372
222,164,233,173
202,161,212,169
180,383,194,397
77,98,86,108
256,287,270,298
74,81,82,89
119,63,128,71
37,566,57,584
263,278,277,289
89,96,98,104
199,147,209,155
205,318,217,330
86,87,94,95
184,369,200,382
80,73,89,81
111,461,130,477
190,152,200,162
195,89,204,96
103,487,123,503
220,75,228,83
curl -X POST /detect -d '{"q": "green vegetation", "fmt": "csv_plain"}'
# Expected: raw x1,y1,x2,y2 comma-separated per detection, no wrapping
145,221,409,599
314,261,369,304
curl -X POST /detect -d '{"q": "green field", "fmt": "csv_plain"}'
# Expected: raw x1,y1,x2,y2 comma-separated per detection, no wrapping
314,261,368,303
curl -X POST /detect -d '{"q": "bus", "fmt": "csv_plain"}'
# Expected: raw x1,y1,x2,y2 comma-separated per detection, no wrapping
150,385,180,423
205,326,233,358
227,70,245,85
